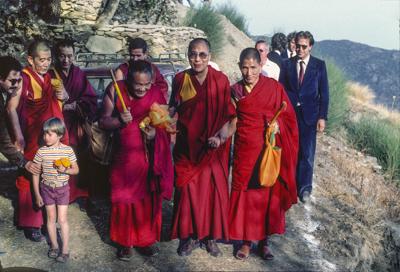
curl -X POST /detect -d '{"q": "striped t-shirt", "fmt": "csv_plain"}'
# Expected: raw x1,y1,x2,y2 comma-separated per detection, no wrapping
33,144,77,186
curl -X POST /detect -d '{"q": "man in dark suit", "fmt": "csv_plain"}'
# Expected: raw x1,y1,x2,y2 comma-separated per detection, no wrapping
279,31,329,203
267,33,287,68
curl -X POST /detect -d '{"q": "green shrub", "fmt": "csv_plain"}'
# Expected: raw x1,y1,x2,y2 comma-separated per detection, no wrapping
325,61,350,133
346,115,400,183
184,5,224,56
216,3,249,35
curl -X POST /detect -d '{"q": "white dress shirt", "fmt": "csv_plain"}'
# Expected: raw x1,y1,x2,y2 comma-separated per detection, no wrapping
261,59,280,81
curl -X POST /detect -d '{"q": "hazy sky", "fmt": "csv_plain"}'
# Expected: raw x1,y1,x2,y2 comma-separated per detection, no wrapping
190,0,400,50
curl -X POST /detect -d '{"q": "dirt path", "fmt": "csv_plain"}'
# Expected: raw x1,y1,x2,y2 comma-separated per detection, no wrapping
2,134,397,271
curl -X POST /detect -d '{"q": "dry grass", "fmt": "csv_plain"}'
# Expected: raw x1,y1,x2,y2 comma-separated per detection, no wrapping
347,81,376,103
347,81,400,125
319,139,400,225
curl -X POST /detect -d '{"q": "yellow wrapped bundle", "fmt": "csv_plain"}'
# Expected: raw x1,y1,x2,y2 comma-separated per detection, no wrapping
54,157,71,168
139,103,176,133
51,78,63,90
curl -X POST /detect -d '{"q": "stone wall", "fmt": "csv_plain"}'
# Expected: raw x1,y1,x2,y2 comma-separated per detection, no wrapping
60,0,104,25
47,24,205,57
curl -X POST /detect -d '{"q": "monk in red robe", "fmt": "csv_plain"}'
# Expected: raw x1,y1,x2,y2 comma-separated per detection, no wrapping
8,40,69,241
100,60,173,260
229,48,299,260
115,37,169,100
169,38,236,257
50,39,97,204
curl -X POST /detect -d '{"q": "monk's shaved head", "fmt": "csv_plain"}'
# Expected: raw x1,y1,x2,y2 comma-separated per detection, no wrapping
188,38,211,53
27,39,51,58
239,48,261,66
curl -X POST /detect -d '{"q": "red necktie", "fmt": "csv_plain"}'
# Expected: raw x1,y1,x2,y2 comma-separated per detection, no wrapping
299,61,305,86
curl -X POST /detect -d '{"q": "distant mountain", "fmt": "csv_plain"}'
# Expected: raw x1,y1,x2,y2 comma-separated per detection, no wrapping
250,36,400,110
313,40,400,110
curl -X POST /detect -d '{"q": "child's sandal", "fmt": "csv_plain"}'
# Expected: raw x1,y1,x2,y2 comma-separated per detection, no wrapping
56,253,69,263
48,248,59,259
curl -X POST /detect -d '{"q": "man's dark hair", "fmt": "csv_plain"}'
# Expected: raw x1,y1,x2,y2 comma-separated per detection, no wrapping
128,38,148,53
0,56,22,80
239,47,261,65
271,33,287,53
295,31,315,46
287,31,297,43
255,40,268,48
127,59,153,82
27,39,51,58
54,39,75,56
188,38,211,53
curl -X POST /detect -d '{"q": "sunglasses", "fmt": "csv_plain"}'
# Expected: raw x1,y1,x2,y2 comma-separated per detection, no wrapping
296,44,308,50
188,51,209,60
7,78,22,85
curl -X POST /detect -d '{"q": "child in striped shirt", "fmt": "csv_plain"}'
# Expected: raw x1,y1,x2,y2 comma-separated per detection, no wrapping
32,117,79,263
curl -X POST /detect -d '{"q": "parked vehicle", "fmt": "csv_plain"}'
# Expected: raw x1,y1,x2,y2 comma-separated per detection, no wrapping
76,52,187,105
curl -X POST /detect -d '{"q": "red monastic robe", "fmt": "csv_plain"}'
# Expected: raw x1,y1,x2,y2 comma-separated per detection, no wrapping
16,67,68,228
118,62,169,101
50,65,97,202
170,66,236,241
109,82,173,247
229,75,299,241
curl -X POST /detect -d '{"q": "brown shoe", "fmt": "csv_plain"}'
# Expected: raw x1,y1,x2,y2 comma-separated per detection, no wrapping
259,244,274,260
235,244,250,260
203,240,222,257
177,238,199,256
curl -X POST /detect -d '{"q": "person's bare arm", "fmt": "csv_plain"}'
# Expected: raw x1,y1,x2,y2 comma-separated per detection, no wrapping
32,174,43,207
99,85,131,130
7,84,25,151
114,68,124,81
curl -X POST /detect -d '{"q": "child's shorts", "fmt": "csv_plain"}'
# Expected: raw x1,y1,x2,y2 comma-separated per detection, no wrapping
40,183,70,206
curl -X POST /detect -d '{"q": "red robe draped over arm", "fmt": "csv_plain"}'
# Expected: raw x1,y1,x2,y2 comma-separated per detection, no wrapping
110,82,173,204
229,76,298,239
231,76,298,209
171,66,236,188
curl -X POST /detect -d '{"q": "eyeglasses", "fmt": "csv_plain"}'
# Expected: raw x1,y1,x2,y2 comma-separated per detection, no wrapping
188,51,209,60
296,44,308,50
7,78,22,86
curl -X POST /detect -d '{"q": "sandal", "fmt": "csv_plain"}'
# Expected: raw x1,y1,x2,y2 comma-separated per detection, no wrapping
260,245,274,260
48,248,59,259
235,244,250,260
56,253,69,263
